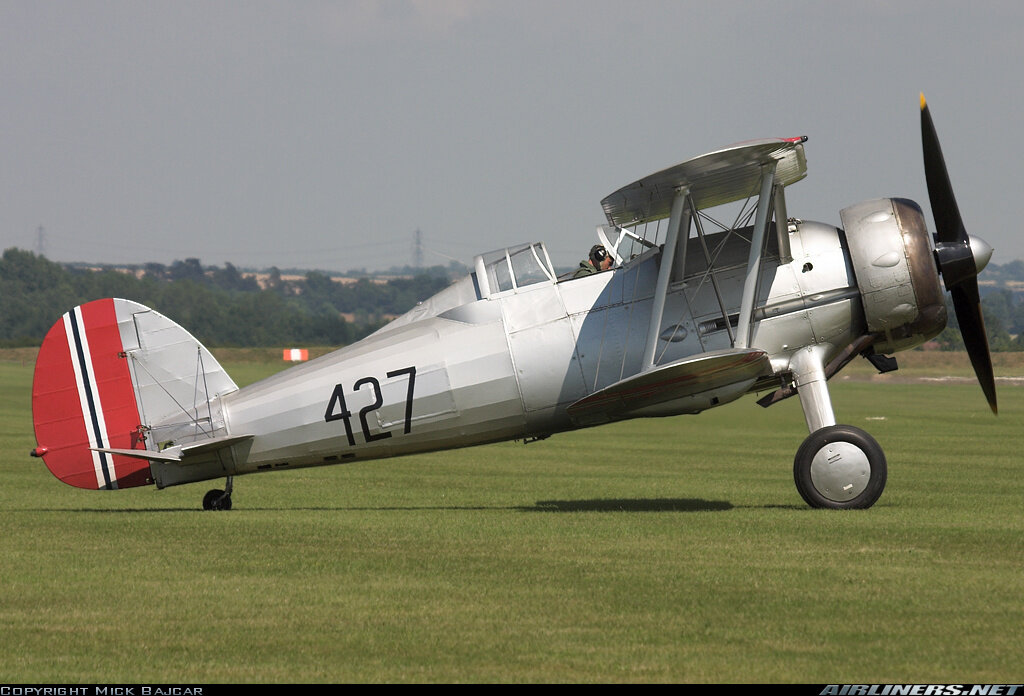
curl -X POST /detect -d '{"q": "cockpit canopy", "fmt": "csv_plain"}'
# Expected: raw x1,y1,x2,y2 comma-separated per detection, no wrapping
474,242,556,297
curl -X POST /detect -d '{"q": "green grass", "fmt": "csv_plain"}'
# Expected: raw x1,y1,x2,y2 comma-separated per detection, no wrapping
1,352,1022,683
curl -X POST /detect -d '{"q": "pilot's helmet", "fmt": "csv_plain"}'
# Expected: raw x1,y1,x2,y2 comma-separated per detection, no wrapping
589,245,609,266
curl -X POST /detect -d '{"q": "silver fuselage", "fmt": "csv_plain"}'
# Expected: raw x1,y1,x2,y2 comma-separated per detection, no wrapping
206,221,862,481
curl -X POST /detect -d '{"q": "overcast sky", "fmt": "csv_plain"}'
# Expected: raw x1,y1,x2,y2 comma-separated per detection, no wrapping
2,1,1022,273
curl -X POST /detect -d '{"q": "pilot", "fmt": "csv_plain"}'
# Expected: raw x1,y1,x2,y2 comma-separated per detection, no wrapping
573,244,613,278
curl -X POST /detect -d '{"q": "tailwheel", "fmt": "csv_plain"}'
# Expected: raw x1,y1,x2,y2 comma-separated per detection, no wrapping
202,476,234,511
793,424,886,509
202,489,231,510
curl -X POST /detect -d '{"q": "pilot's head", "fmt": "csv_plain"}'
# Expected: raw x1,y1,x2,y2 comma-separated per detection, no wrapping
589,244,612,270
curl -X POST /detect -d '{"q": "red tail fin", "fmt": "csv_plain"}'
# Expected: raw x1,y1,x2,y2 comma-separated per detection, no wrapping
32,299,152,489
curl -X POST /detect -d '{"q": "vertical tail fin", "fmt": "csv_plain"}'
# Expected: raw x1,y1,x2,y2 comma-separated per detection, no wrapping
31,298,237,489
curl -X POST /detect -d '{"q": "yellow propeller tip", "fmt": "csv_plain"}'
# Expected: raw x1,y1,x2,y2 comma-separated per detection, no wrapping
920,93,927,110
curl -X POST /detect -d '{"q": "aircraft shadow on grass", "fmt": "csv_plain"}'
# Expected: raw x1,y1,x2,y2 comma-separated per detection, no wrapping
528,498,733,512
40,498,738,514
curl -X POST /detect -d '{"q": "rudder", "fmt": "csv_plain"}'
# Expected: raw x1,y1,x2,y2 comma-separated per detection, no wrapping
31,298,238,490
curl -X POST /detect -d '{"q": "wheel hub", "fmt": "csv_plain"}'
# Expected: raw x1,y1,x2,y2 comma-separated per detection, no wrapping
809,442,871,502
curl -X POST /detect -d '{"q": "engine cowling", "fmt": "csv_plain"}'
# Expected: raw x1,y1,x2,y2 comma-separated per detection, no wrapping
840,197,947,354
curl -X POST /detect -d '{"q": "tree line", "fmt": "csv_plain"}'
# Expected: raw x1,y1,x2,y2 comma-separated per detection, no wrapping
936,286,1024,351
0,248,452,348
4,246,1024,350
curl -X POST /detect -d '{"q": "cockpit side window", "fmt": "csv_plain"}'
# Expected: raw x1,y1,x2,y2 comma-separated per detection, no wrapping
477,243,555,297
509,244,552,287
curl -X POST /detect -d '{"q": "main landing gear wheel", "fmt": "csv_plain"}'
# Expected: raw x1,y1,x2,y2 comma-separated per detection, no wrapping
793,424,886,509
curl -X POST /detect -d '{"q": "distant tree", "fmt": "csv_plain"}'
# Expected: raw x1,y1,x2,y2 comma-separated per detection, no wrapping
984,313,1017,352
0,249,81,344
934,324,965,351
144,262,168,280
169,257,205,283
266,266,283,293
302,271,337,308
211,262,259,292
982,289,1014,331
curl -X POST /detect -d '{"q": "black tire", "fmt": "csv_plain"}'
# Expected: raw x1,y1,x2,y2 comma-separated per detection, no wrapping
202,489,232,511
793,424,886,509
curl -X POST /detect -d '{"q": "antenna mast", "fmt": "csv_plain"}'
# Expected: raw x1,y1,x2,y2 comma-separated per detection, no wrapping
413,229,424,269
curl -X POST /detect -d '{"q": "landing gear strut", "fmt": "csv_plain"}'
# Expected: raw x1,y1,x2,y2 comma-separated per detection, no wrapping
790,346,886,509
202,476,234,511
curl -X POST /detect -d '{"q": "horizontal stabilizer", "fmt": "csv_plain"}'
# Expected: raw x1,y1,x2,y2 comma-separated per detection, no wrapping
176,434,253,457
567,349,770,425
92,434,254,464
91,447,182,463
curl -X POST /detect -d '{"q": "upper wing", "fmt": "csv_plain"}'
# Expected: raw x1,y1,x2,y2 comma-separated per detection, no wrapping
601,137,807,229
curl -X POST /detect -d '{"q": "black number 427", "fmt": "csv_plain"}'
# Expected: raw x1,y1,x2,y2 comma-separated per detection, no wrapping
324,366,416,446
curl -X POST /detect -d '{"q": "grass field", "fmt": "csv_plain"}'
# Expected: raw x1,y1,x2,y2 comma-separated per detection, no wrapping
1,349,1022,683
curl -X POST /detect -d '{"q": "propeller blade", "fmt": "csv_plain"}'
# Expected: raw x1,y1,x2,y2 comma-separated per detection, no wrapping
920,93,997,414
950,285,998,414
920,94,967,245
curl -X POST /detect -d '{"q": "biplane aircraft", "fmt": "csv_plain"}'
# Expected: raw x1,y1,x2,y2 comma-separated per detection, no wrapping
30,96,996,510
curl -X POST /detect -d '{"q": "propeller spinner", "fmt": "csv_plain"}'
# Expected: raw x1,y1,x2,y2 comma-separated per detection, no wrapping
920,93,998,414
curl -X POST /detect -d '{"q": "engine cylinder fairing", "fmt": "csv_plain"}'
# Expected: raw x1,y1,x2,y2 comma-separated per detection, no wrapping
840,198,946,353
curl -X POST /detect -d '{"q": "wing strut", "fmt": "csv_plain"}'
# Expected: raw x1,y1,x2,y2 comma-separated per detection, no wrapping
641,187,690,371
734,161,778,348
774,184,792,264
